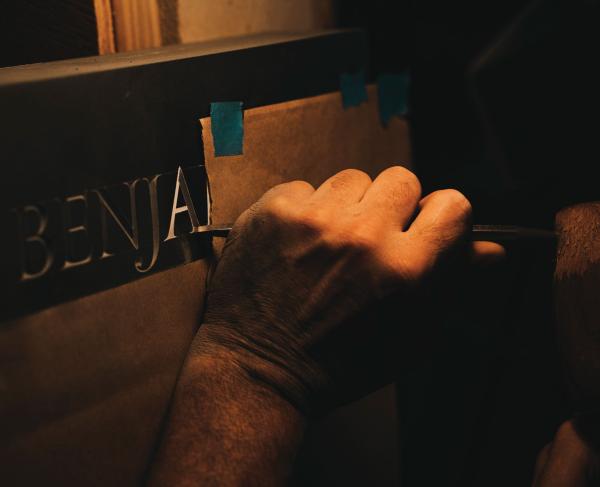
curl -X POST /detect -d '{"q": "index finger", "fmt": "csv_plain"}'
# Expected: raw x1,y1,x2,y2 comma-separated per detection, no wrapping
406,189,472,258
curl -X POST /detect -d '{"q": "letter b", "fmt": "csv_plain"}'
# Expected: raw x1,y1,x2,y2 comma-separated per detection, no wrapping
16,205,54,281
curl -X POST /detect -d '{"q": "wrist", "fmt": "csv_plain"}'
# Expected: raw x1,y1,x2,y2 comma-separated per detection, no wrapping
184,337,308,425
149,333,306,486
191,322,328,417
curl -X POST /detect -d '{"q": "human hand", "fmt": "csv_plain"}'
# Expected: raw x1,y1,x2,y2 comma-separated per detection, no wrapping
192,167,502,415
533,420,600,486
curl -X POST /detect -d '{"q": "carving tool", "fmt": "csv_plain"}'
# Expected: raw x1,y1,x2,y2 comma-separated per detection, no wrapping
199,224,556,243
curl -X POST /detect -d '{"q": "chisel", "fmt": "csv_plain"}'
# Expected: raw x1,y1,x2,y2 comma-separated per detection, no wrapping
197,224,557,243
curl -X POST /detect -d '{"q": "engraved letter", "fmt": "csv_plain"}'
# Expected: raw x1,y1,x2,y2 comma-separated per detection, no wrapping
62,194,93,270
136,175,161,273
16,205,53,281
165,166,200,241
95,183,139,259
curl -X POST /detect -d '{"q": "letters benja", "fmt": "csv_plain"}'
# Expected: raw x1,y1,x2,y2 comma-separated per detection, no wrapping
14,166,210,282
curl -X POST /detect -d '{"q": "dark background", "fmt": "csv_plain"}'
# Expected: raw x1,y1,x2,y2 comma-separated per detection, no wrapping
340,0,600,485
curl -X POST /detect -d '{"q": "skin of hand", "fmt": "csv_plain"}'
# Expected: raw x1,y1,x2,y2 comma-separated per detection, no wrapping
147,167,503,486
198,166,502,414
532,420,600,486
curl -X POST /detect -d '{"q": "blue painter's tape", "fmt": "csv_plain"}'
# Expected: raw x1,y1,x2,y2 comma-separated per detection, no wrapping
340,70,368,108
377,73,410,126
210,101,243,156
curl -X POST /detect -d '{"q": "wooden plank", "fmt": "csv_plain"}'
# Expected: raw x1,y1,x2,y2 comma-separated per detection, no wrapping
178,0,336,45
95,0,337,53
111,0,162,52
93,0,116,54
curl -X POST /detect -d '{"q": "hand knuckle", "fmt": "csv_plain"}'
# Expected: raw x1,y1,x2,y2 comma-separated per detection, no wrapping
384,166,421,191
299,205,329,232
286,180,315,194
337,168,371,183
395,180,419,202
262,195,292,222
325,169,371,193
439,189,472,217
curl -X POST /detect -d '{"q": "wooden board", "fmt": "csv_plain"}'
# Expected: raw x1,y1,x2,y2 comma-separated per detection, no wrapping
97,0,337,54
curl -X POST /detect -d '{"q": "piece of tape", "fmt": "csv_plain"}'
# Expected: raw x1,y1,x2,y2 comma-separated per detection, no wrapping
377,73,410,126
340,70,368,108
210,101,244,156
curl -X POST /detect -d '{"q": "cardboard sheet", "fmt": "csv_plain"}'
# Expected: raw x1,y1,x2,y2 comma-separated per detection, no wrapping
201,85,412,226
0,261,208,485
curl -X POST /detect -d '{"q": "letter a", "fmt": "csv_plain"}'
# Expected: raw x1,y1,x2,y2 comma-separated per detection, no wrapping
165,167,201,241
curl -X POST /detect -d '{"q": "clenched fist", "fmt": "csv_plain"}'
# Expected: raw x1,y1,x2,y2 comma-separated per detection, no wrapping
192,166,498,415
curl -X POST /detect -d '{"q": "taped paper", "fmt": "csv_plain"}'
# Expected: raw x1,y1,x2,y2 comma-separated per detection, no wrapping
377,73,410,126
200,85,412,227
340,71,368,108
210,101,244,156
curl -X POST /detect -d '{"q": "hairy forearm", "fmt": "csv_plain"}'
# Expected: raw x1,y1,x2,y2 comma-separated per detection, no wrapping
147,349,306,487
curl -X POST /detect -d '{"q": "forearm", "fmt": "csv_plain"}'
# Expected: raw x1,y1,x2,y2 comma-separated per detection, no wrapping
147,348,306,487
